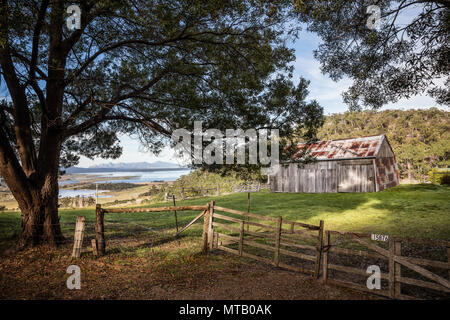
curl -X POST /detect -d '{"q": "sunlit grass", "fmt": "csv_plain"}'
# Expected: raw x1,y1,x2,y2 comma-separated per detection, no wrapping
0,184,449,252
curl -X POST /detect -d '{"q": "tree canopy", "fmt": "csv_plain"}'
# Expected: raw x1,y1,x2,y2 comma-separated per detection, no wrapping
1,0,321,170
294,0,449,110
0,0,324,246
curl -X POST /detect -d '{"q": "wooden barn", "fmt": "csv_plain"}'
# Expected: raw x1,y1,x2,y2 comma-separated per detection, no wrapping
269,134,399,193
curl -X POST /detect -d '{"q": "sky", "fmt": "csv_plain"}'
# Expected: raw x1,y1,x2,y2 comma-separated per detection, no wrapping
78,28,446,167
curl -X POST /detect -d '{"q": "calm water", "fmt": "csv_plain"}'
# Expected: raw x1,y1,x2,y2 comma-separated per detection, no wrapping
58,169,192,197
59,189,111,198
59,179,79,185
84,169,192,184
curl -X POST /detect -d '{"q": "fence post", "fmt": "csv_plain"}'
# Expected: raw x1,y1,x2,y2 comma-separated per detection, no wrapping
208,200,215,250
388,238,395,299
202,203,211,254
91,239,98,257
217,183,220,196
214,231,219,249
246,192,251,231
172,195,179,233
394,240,402,298
447,247,450,280
72,216,86,259
95,204,105,256
273,216,282,266
239,221,244,256
322,231,330,284
314,220,324,279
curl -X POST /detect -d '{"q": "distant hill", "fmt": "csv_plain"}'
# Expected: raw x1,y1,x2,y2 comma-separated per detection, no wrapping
317,108,449,180
64,161,188,173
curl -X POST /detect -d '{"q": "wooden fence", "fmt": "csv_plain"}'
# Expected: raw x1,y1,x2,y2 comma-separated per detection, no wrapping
92,204,209,256
203,201,324,278
85,201,449,299
322,230,450,299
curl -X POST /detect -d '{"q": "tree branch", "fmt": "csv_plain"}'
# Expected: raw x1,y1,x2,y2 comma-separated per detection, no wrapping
0,1,37,175
63,69,171,138
29,0,49,90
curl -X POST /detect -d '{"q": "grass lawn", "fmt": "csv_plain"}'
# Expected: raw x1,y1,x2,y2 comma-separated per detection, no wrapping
1,184,449,250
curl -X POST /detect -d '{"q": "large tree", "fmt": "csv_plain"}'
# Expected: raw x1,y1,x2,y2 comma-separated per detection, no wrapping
0,0,322,247
295,0,449,110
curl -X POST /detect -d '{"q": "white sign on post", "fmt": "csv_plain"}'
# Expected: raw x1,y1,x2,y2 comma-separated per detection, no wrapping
371,234,389,242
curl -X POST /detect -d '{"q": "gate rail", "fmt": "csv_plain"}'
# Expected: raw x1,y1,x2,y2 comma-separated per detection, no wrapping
204,201,324,279
322,230,450,299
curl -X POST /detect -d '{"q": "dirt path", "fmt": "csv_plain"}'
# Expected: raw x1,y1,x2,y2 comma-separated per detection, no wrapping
0,239,378,300
149,257,379,300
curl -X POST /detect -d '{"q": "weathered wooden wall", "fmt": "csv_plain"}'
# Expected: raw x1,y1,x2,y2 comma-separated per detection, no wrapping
338,160,375,193
269,159,376,193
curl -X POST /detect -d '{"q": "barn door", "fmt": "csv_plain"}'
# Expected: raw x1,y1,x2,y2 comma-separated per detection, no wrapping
338,164,375,193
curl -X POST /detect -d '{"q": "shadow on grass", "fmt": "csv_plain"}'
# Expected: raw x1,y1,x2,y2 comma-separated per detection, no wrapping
106,236,178,254
1,184,449,253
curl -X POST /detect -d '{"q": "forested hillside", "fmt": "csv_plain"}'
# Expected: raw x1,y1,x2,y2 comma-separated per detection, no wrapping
317,108,450,181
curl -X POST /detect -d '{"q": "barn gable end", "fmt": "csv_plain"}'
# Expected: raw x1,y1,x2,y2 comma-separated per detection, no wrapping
374,136,400,191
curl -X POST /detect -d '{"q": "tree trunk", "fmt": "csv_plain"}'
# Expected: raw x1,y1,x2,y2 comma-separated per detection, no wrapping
407,160,412,181
16,171,64,248
0,134,65,248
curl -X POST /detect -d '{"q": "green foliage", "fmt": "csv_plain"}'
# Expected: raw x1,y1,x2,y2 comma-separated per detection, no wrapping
59,197,73,208
317,108,450,180
427,168,450,184
80,183,140,191
139,185,161,197
294,0,449,109
103,198,137,206
136,169,258,204
1,0,323,171
59,196,96,208
440,174,450,185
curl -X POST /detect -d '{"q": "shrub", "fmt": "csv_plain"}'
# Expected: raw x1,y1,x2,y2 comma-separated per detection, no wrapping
441,174,450,185
0,205,5,212
427,168,450,184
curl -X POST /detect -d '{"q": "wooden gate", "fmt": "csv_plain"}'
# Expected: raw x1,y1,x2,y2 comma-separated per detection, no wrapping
322,231,450,299
206,202,324,278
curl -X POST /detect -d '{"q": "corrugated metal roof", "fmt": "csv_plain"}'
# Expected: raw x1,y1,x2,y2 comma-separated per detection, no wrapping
295,135,385,160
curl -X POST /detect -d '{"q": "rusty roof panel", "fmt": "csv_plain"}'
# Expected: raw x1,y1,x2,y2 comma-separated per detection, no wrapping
295,135,385,160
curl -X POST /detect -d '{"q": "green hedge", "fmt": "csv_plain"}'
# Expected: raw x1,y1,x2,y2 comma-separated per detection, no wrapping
427,168,450,184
